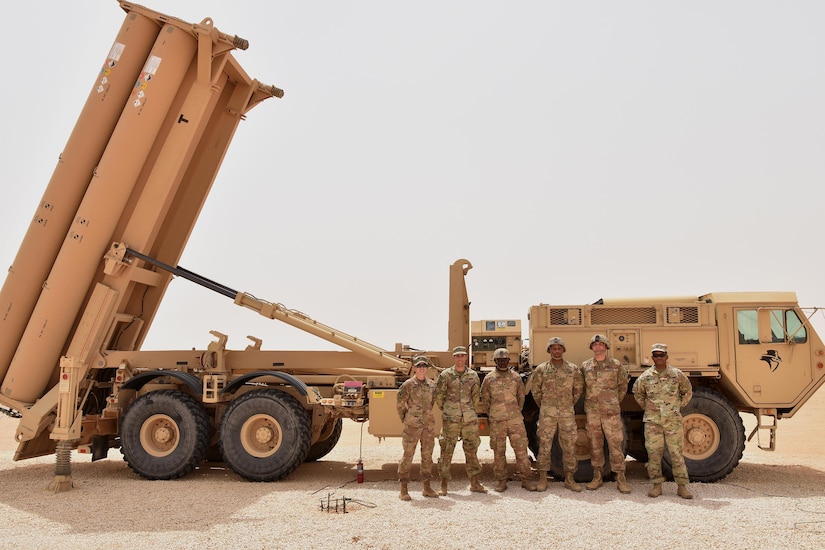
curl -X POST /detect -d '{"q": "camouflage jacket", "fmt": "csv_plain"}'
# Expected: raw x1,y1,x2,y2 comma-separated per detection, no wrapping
479,368,525,422
632,364,692,425
435,366,480,424
396,376,436,426
530,360,583,418
581,357,628,415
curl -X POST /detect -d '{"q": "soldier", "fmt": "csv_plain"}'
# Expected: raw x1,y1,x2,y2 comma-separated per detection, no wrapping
396,356,439,501
633,343,694,499
530,336,584,492
434,346,487,495
580,333,631,493
479,348,537,492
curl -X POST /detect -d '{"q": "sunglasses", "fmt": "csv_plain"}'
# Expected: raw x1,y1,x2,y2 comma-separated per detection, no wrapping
652,353,667,358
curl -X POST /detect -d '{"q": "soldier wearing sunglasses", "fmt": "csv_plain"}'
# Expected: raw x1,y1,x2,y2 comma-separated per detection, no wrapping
633,343,694,499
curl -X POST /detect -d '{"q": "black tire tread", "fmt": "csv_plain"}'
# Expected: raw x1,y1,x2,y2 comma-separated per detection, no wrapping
219,389,311,481
663,386,745,483
304,418,343,462
120,390,211,480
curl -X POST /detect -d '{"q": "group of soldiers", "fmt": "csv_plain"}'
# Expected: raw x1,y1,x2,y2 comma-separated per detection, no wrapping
395,335,695,501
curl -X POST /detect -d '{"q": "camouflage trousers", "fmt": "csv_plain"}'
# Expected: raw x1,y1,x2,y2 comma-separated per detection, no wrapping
397,422,436,482
586,412,625,473
489,417,532,481
644,420,689,485
536,415,578,474
438,420,482,479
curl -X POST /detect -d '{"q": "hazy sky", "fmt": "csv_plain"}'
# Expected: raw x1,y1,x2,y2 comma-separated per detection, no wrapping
2,1,824,354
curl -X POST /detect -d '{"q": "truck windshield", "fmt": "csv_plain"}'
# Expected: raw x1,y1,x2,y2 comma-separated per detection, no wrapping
737,309,807,344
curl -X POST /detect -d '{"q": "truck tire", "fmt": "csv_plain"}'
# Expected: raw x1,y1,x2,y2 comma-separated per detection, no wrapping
219,388,311,481
525,393,622,483
663,386,745,483
304,417,343,462
523,392,540,461
549,430,590,483
548,418,618,483
623,414,648,462
528,412,618,483
120,390,211,480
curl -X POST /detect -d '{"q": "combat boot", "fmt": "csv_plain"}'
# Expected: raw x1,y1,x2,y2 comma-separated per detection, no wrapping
422,480,439,498
648,483,662,498
537,471,548,492
399,482,412,501
494,479,508,492
470,475,488,493
616,472,631,494
586,469,603,491
564,473,582,493
677,484,694,499
521,479,537,492
437,479,449,496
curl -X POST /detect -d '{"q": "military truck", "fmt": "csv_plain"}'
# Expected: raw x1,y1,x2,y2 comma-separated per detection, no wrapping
475,292,825,482
0,1,472,491
3,2,822,492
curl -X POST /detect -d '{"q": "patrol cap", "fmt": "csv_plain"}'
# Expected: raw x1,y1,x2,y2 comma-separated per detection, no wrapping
546,337,566,352
413,356,429,367
589,333,610,349
651,343,668,354
492,348,509,359
452,346,468,356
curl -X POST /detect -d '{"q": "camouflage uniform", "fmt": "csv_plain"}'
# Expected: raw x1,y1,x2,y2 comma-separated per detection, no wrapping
633,364,693,485
396,376,437,482
581,357,628,474
530,359,583,474
435,365,482,479
479,368,532,483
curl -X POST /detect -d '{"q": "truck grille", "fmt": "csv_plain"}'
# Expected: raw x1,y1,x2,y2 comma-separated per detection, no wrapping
666,306,699,324
549,308,583,325
548,305,700,326
591,307,657,325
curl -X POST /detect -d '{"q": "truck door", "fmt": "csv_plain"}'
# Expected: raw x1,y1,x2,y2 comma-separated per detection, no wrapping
733,307,812,405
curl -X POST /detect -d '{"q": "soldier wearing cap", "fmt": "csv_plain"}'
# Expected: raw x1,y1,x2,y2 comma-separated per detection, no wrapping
529,336,584,492
396,356,439,501
580,333,631,493
479,348,537,492
633,343,694,499
434,345,487,495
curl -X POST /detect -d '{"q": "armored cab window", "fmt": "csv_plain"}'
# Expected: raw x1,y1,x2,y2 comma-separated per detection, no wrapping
765,308,807,343
740,308,809,344
769,310,785,343
785,309,807,343
737,310,758,344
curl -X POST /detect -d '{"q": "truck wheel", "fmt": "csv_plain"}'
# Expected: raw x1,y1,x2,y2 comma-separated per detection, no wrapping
549,417,616,483
304,418,343,462
219,388,311,481
663,386,745,483
523,392,540,461
120,390,211,480
525,397,622,482
622,414,648,462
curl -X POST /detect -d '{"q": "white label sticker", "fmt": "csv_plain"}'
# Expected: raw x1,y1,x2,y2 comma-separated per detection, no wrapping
108,42,125,62
143,55,162,75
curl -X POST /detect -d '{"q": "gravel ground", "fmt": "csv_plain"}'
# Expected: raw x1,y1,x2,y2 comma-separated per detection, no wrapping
1,390,823,550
